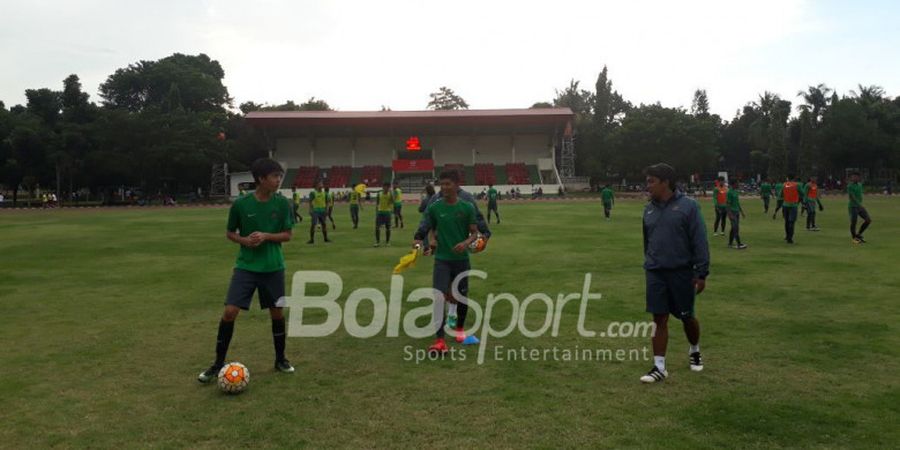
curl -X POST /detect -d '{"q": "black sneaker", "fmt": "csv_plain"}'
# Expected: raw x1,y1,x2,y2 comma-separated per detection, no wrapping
197,364,222,383
306,240,314,244
856,236,867,244
275,359,295,373
639,365,668,383
690,352,704,372
736,243,748,250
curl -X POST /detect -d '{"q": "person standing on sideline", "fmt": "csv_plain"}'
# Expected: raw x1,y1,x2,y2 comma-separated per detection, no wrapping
712,177,728,236
760,178,773,213
727,180,748,249
848,171,872,243
640,163,710,384
601,184,615,220
781,176,801,244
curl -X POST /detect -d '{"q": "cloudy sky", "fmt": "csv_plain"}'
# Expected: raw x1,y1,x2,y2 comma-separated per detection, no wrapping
1,0,898,118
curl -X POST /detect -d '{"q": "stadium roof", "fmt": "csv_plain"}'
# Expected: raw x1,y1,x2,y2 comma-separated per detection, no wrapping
245,108,574,137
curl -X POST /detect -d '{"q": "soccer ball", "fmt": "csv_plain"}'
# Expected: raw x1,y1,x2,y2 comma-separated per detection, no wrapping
468,234,487,254
217,362,250,394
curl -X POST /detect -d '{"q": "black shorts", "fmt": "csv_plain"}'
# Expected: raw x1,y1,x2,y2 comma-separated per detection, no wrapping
311,211,327,226
849,206,870,221
376,213,392,227
645,269,696,320
433,259,471,299
225,269,286,310
488,201,498,211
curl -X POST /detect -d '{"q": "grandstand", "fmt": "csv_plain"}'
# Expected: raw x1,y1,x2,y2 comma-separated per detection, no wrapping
233,108,575,197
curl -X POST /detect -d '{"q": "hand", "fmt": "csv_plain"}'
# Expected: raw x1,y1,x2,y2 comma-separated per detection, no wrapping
819,205,824,212
693,278,706,295
452,241,469,253
246,232,266,247
413,239,423,250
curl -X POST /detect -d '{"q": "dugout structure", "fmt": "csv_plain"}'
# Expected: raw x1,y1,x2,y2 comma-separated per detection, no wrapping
237,108,576,197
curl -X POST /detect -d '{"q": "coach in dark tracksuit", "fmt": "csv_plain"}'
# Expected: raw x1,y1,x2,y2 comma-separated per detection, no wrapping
639,163,710,384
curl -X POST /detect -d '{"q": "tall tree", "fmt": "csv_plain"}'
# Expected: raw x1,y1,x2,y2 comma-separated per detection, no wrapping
691,89,710,117
427,87,469,110
99,53,231,112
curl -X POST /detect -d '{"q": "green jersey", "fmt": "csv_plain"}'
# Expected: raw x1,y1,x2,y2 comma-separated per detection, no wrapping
376,191,394,215
848,182,864,208
309,190,328,212
227,193,294,273
424,198,476,261
487,188,498,203
292,192,302,206
349,191,361,208
601,187,614,204
775,183,784,200
760,183,771,198
393,188,403,206
726,188,741,213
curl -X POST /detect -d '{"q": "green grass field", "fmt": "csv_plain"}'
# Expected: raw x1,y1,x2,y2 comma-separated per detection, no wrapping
2,196,898,448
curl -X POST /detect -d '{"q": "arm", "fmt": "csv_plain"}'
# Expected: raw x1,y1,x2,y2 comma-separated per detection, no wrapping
250,229,293,244
413,205,434,245
687,204,710,286
453,223,479,253
460,190,491,238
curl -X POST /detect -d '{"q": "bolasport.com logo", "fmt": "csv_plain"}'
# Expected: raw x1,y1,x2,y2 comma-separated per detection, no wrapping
279,271,654,365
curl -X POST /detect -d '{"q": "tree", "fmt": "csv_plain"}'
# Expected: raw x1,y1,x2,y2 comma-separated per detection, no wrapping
99,53,231,112
767,107,788,180
530,102,553,109
691,89,710,117
609,104,718,179
592,66,630,128
427,87,469,110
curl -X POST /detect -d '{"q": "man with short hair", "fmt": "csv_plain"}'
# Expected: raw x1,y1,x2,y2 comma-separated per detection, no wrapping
782,175,801,244
198,158,295,383
307,181,331,244
713,177,728,236
324,187,336,230
392,182,404,228
848,172,872,243
291,187,303,223
414,170,481,354
349,187,362,229
760,178,773,213
727,180,748,249
804,177,823,231
486,184,500,224
374,182,394,247
640,163,709,383
601,184,615,220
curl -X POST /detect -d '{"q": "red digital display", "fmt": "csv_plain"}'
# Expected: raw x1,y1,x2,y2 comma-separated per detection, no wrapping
405,136,422,151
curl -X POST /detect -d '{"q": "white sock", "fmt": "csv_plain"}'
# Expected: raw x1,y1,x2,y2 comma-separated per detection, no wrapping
654,356,666,372
448,303,457,317
689,344,700,354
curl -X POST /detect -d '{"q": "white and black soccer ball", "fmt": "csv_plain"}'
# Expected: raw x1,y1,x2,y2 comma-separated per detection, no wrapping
217,362,250,394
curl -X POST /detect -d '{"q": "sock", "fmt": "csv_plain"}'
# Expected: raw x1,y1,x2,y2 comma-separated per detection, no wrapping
385,228,391,243
654,355,666,372
689,344,700,354
215,319,235,367
457,302,469,329
448,303,458,317
375,227,380,243
272,317,286,362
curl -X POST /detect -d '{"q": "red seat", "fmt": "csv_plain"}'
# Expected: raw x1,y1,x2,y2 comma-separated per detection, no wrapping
294,166,319,188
